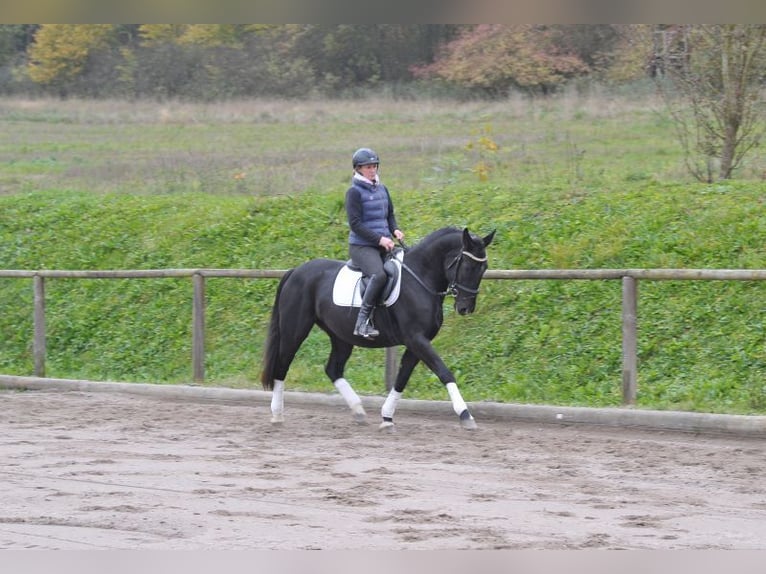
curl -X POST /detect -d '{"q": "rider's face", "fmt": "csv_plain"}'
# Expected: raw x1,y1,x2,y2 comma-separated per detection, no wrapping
358,164,378,177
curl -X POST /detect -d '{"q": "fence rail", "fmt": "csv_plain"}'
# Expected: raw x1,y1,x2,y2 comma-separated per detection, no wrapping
3,267,765,404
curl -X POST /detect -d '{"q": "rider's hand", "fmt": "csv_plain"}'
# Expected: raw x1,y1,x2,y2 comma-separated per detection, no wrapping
393,229,404,241
379,236,395,251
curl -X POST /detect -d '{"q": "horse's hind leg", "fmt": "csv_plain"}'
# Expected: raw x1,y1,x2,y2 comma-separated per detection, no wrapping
270,379,286,424
270,309,316,424
326,336,367,425
379,348,420,431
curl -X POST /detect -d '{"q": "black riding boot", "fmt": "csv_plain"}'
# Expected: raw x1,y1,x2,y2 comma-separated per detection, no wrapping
354,302,379,339
354,274,384,338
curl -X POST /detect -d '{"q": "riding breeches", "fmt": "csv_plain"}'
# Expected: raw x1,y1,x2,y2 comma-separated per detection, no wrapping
349,244,388,299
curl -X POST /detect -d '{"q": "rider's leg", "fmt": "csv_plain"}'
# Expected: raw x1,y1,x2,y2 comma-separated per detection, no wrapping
349,244,386,339
354,272,386,338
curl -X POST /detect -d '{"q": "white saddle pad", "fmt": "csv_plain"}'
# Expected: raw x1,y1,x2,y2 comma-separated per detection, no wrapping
332,251,403,308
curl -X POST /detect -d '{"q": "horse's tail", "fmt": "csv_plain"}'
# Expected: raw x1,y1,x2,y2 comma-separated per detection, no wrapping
260,268,295,391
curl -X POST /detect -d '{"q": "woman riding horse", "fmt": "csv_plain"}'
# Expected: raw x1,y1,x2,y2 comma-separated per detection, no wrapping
261,225,495,430
345,148,405,339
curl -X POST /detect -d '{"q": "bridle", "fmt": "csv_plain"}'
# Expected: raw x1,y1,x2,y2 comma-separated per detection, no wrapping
445,249,487,299
401,248,487,299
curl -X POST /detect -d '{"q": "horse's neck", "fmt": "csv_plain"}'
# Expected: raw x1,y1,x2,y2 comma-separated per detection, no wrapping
407,238,457,289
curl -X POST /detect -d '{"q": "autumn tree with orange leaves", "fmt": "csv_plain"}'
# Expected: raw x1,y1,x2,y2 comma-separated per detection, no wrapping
412,25,594,96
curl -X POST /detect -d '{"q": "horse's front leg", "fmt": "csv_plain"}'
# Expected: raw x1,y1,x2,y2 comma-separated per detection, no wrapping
383,335,476,430
379,348,419,431
403,334,477,430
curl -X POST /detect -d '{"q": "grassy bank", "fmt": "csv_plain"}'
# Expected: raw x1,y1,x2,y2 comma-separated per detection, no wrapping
1,95,765,415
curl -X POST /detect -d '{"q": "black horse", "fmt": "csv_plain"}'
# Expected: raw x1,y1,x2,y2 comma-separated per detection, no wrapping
261,226,495,430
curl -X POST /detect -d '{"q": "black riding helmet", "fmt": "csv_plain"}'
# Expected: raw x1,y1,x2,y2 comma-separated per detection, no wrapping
352,148,380,169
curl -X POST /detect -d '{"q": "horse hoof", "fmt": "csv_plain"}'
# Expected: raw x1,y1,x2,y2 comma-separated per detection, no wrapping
270,413,284,424
378,420,396,432
352,404,368,425
460,415,479,430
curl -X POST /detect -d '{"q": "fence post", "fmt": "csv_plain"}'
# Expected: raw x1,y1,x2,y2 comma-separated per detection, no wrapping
621,276,638,405
192,273,205,384
33,275,46,378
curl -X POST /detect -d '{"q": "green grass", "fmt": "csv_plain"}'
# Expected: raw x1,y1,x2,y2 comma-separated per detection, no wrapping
1,94,765,416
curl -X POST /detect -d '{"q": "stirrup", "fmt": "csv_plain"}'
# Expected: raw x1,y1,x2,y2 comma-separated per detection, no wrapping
354,321,379,338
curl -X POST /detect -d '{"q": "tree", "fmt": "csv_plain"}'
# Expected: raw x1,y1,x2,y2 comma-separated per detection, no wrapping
137,24,188,45
280,25,457,95
138,25,263,48
655,25,766,181
597,25,655,82
413,25,590,96
0,25,38,66
27,25,114,94
178,25,265,47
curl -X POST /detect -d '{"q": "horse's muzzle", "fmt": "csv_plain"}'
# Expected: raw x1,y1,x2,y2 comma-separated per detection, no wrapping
455,299,476,315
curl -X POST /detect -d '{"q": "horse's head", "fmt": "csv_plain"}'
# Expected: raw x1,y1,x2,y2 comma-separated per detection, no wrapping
449,228,496,315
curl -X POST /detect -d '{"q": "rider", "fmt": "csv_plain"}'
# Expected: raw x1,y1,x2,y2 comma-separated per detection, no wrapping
345,147,405,339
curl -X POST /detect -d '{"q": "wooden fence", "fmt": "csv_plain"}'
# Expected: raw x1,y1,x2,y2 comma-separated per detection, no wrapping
3,267,766,405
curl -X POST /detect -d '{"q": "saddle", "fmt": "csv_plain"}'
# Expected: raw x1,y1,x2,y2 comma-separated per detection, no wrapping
332,249,403,308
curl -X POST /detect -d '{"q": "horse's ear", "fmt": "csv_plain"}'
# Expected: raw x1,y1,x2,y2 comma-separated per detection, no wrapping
462,227,472,247
482,229,496,247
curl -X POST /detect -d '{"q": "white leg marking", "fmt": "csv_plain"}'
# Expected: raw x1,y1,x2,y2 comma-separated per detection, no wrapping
334,378,362,409
381,388,402,420
270,379,285,423
447,382,477,429
334,378,367,423
446,382,468,416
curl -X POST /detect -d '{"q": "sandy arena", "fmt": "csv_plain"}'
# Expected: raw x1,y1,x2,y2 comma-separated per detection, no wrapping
1,388,765,550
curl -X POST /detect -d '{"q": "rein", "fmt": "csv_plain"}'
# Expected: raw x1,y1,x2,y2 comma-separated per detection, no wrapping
401,261,448,297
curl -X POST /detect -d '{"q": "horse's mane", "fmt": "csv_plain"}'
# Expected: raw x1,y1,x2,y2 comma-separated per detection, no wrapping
413,226,462,249
404,226,463,264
